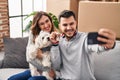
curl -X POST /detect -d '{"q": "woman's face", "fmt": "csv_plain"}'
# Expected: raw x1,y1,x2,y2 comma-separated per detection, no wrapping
38,15,52,33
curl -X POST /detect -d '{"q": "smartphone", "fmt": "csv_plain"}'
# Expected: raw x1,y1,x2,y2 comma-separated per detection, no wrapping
87,32,107,45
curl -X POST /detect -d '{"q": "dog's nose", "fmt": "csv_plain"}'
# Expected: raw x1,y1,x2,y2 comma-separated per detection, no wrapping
47,37,50,41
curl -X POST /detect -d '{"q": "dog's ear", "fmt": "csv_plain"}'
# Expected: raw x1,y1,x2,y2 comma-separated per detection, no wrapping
40,30,44,34
35,37,40,49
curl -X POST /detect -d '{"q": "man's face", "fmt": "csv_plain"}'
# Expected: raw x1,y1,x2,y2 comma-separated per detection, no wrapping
59,16,77,40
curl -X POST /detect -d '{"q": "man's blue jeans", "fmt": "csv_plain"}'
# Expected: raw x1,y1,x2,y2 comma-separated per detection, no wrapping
8,70,47,80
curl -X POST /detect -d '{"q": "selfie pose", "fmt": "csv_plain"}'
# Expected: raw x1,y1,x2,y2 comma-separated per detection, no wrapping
50,10,116,80
8,11,55,80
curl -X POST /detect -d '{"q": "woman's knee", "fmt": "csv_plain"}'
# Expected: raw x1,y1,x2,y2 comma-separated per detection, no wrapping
8,70,31,80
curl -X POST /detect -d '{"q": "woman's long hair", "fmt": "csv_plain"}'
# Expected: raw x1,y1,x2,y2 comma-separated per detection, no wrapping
31,11,54,37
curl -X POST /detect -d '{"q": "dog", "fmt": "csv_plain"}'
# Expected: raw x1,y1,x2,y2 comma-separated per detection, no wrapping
28,31,53,80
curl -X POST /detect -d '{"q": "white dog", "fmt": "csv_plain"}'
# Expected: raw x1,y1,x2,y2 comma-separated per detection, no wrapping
28,31,53,80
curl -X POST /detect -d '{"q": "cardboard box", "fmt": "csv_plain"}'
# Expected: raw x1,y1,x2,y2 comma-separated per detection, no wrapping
46,0,79,20
78,1,120,38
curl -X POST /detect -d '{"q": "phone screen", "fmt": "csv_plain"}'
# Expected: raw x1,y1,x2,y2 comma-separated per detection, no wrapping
87,32,107,45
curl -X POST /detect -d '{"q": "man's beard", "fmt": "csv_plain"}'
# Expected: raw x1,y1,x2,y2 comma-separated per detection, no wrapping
64,30,76,40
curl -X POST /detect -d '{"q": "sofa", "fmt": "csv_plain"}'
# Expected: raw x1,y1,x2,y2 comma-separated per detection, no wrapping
0,37,120,80
0,37,29,80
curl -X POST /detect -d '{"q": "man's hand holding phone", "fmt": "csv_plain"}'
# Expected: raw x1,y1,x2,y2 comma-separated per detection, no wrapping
88,28,116,49
88,32,107,45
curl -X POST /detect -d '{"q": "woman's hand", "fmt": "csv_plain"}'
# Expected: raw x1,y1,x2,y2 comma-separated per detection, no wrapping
49,69,56,79
97,28,116,49
36,49,43,59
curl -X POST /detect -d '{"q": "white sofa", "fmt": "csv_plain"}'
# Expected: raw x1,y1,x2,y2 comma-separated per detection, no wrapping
0,37,29,80
93,41,120,80
0,36,120,80
0,67,27,80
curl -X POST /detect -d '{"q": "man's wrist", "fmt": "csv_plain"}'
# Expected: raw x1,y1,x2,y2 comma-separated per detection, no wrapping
104,41,116,50
111,42,116,49
52,44,58,46
52,41,59,46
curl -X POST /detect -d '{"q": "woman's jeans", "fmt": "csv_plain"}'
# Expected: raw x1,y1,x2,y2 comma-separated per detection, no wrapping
8,70,47,80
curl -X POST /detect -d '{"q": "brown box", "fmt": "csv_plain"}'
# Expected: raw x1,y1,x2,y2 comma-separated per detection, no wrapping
78,1,120,38
46,0,79,20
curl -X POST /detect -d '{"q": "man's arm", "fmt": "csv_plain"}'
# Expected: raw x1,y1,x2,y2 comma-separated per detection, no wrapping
50,32,62,71
50,45,62,71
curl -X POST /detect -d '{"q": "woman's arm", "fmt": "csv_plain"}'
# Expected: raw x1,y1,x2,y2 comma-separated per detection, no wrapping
26,31,46,71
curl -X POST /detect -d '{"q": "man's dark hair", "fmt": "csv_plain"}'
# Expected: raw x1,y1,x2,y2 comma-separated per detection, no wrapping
58,10,76,23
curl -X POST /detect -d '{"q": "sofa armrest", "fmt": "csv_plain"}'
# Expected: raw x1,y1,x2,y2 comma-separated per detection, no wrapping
94,40,120,80
0,51,5,68
0,51,5,60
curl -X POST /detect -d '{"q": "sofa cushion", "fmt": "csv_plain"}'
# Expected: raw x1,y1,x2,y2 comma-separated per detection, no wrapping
0,68,27,80
94,41,120,80
1,37,29,68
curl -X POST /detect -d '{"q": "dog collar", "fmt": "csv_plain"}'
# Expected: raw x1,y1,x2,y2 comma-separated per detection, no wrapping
40,45,51,53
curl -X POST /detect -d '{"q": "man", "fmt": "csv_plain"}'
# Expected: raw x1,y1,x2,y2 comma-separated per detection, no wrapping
50,10,116,80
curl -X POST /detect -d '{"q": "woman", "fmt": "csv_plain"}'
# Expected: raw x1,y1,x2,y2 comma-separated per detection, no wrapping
8,11,55,80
